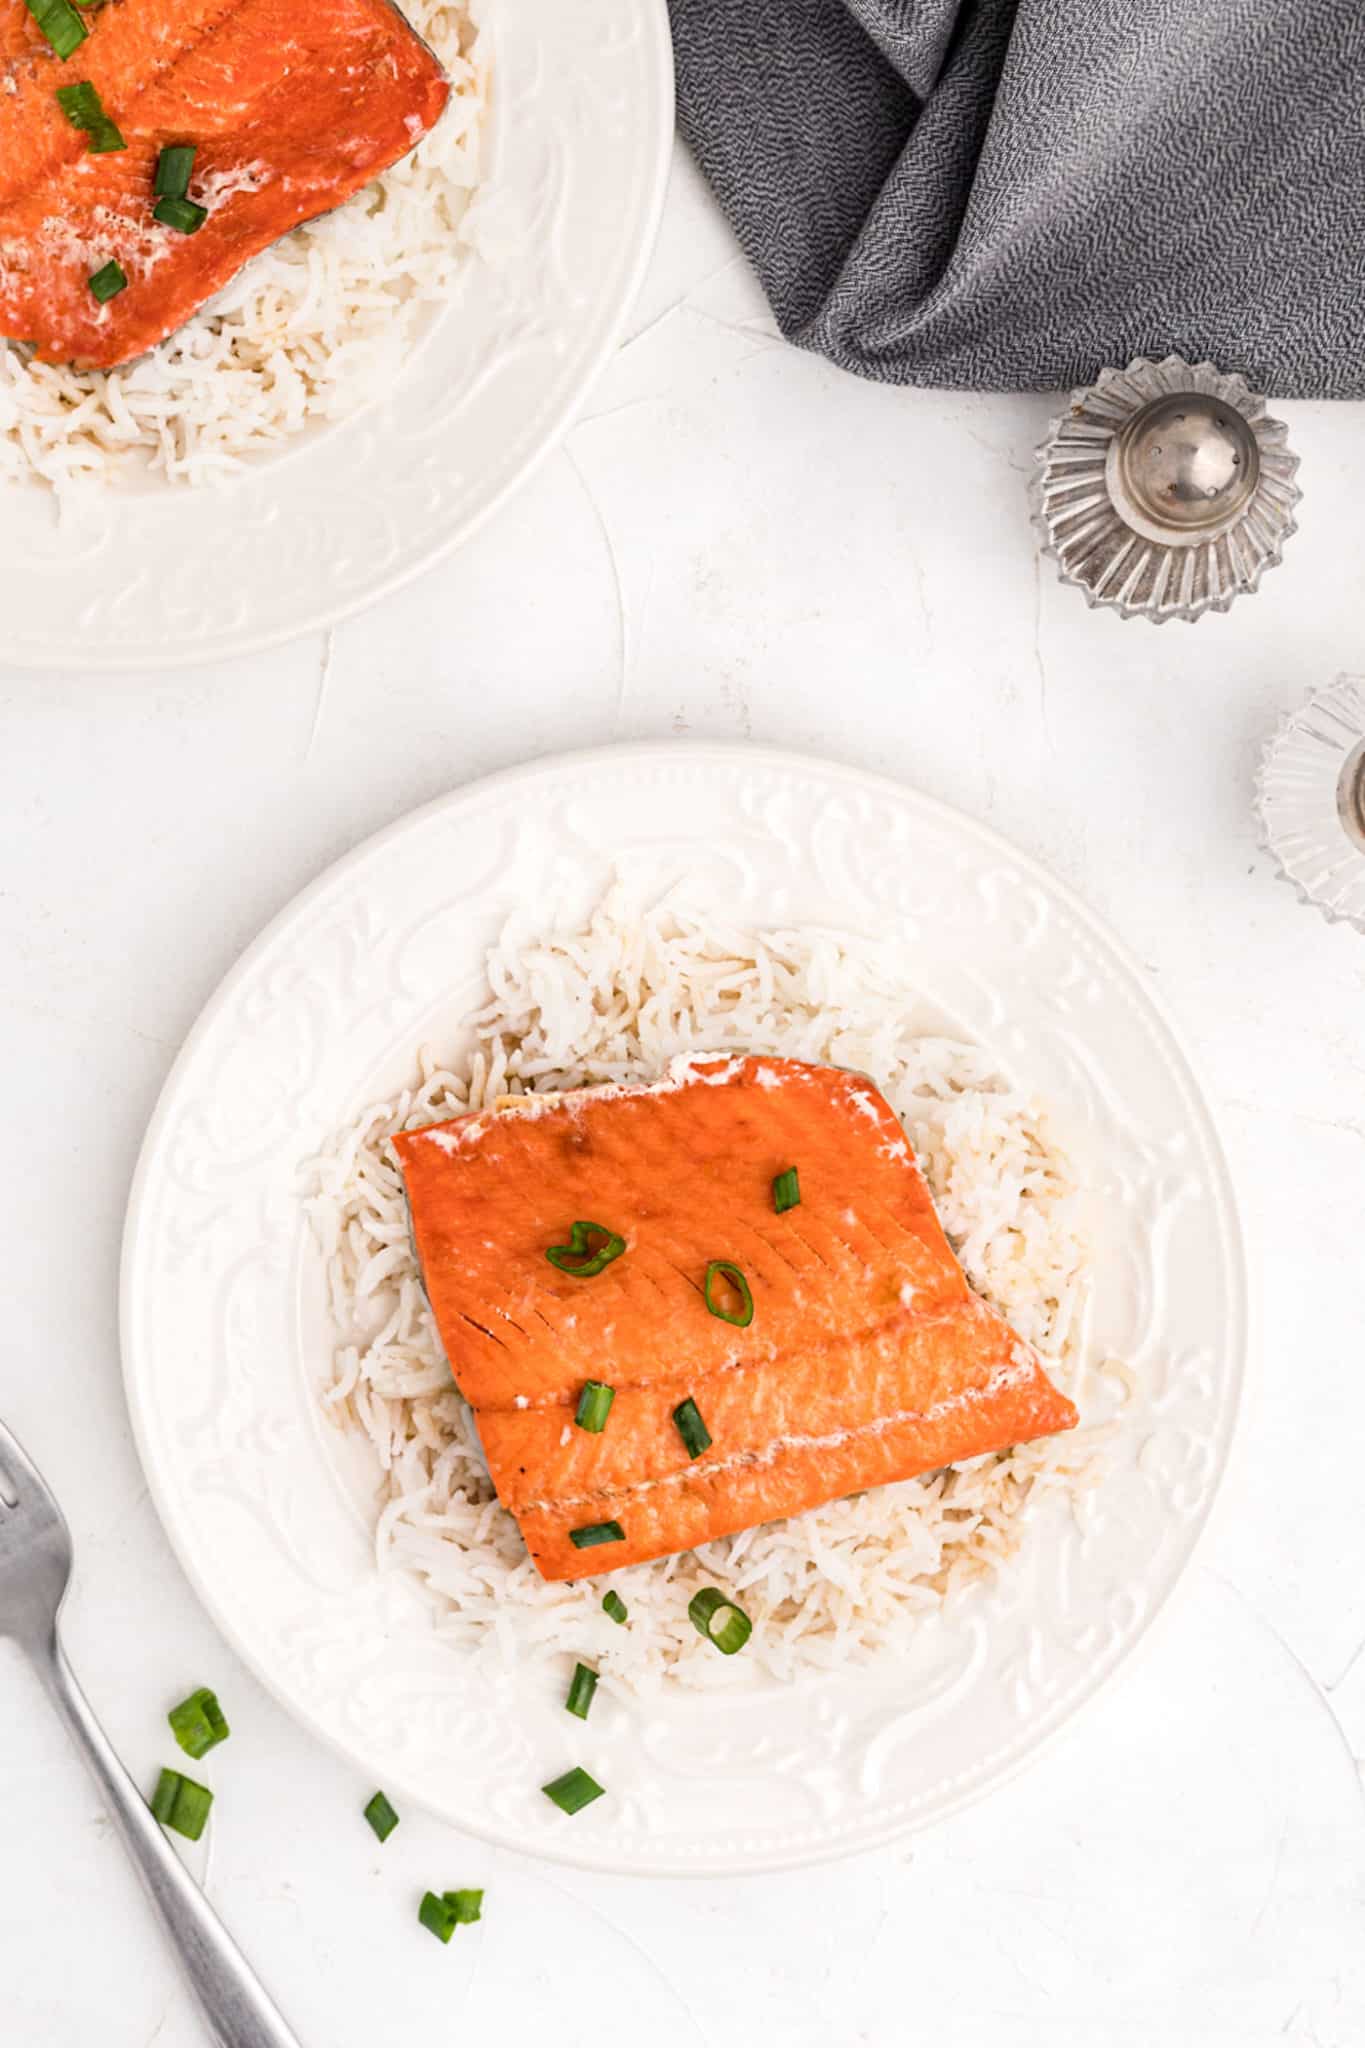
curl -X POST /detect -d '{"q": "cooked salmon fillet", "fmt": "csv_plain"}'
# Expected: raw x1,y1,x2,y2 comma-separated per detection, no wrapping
0,0,448,368
395,1057,1079,1582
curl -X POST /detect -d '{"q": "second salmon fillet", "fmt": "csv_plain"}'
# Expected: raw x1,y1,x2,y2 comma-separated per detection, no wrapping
395,1056,1078,1581
0,0,449,368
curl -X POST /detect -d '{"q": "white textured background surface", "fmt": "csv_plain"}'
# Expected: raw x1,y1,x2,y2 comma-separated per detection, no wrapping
2,143,1363,2047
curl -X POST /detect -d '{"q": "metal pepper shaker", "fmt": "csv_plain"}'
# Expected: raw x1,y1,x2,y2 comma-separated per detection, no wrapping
1255,677,1365,933
1030,355,1301,623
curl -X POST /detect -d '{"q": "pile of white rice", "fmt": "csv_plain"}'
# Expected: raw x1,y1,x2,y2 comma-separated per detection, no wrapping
306,892,1109,1693
0,0,485,491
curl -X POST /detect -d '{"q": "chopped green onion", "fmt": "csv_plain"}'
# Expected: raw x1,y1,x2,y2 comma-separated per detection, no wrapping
154,144,196,200
55,80,125,152
672,1396,712,1460
363,1791,400,1843
545,1220,626,1278
419,1887,482,1940
419,1891,458,1943
688,1586,753,1656
87,259,127,304
569,1519,624,1550
703,1260,754,1328
565,1662,598,1720
541,1766,604,1816
167,1686,229,1760
54,78,97,119
84,116,124,152
772,1166,801,1213
150,1767,213,1841
154,195,207,235
574,1379,615,1433
601,1590,628,1625
23,0,87,61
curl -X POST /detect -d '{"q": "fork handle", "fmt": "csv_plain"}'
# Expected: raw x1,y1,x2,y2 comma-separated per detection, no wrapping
35,1631,303,2048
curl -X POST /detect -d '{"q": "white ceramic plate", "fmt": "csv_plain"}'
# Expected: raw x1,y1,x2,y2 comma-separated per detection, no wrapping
121,744,1247,1874
3,1,673,672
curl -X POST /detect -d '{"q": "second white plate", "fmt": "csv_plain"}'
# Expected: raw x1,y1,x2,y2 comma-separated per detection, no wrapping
121,743,1246,1873
3,0,673,670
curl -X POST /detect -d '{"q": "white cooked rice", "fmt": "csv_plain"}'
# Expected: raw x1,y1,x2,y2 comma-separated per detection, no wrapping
0,1,485,492
306,890,1113,1694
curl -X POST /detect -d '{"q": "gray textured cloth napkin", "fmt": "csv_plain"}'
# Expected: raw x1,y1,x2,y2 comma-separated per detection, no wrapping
667,0,1365,397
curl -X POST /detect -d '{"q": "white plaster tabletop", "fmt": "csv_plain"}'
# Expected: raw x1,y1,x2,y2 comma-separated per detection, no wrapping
1,141,1362,2048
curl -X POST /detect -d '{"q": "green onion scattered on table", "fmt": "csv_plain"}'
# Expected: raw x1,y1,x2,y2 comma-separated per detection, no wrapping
703,1259,754,1328
167,1686,229,1760
154,195,208,235
23,0,87,61
418,1886,483,1941
545,1220,626,1278
87,259,127,304
772,1166,801,1213
688,1586,753,1657
672,1396,712,1460
150,1767,213,1841
569,1519,624,1550
574,1380,615,1433
154,144,196,200
565,1662,598,1720
541,1766,604,1816
601,1590,628,1625
418,1891,458,1943
55,80,125,152
363,1791,400,1843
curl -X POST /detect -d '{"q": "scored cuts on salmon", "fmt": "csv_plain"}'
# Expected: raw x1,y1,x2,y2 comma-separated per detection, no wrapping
0,0,449,368
396,1056,1079,1582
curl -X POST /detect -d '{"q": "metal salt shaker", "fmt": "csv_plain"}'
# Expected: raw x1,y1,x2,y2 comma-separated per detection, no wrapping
1030,354,1302,623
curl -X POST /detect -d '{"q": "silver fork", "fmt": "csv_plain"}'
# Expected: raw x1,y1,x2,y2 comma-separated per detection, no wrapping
0,1417,302,2048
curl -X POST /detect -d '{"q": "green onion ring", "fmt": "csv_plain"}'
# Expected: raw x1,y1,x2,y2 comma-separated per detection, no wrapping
688,1586,753,1656
703,1259,754,1327
545,1220,626,1278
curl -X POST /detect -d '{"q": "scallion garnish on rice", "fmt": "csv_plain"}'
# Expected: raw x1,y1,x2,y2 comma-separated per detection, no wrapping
24,0,87,61
541,1767,604,1815
688,1587,753,1656
87,259,127,304
672,1396,712,1460
150,1767,213,1840
167,1686,229,1759
55,80,125,153
772,1166,801,1213
601,1590,628,1624
154,195,208,236
565,1662,598,1720
568,1519,624,1550
154,144,196,200
545,1220,625,1278
703,1259,754,1328
574,1380,615,1433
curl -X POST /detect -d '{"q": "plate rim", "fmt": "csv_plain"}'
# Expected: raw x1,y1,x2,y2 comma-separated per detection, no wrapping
119,740,1250,1872
8,1,676,675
